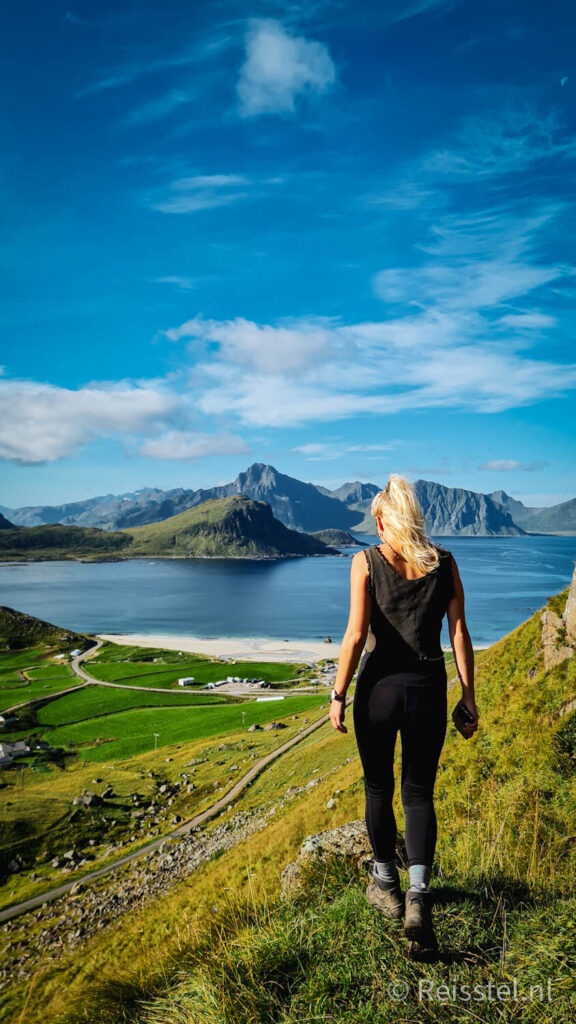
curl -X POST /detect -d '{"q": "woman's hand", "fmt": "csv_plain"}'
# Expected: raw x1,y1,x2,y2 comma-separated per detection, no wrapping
453,697,479,738
330,698,348,733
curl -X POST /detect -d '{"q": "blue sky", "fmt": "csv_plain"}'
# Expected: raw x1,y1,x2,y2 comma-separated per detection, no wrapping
2,0,575,509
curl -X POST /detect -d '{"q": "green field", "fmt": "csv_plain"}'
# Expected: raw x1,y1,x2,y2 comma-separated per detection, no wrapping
44,693,326,762
86,646,306,687
36,685,232,726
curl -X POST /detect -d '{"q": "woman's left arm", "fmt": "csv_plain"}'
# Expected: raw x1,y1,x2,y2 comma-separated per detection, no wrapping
329,551,371,733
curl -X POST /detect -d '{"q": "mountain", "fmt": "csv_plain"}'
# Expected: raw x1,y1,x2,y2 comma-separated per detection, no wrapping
345,478,527,535
0,513,15,530
1,464,358,534
0,496,339,561
490,490,576,536
3,464,574,537
412,479,527,536
122,495,340,557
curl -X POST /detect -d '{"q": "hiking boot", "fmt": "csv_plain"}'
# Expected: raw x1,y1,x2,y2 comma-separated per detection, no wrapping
403,888,437,948
366,868,404,918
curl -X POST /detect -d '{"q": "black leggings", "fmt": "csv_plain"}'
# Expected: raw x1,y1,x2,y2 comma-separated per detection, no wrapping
352,658,448,867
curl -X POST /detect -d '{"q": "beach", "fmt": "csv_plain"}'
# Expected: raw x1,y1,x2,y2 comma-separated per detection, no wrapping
95,633,480,664
96,633,341,664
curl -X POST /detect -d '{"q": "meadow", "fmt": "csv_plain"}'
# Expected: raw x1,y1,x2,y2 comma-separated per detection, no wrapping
1,585,574,1024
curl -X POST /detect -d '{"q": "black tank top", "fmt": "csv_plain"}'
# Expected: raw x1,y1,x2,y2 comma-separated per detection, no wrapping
358,543,455,673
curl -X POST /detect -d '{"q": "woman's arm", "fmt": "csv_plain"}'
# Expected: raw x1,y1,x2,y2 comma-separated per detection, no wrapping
329,551,371,733
446,555,478,736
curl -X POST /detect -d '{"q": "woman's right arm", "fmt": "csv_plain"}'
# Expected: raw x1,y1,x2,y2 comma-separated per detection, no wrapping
446,555,479,736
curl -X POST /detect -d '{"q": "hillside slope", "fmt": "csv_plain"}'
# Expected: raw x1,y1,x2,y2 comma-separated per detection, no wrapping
7,579,575,1024
123,495,339,557
0,497,339,561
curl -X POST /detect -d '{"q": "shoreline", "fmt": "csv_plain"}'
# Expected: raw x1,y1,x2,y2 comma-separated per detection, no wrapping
96,632,492,663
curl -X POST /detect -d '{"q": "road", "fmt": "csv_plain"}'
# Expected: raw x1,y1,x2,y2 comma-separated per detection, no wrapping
0,691,349,923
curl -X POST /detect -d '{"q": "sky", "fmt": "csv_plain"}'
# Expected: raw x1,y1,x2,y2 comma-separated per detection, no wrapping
1,0,575,509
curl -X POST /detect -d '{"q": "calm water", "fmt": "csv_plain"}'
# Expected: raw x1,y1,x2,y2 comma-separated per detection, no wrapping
0,534,574,648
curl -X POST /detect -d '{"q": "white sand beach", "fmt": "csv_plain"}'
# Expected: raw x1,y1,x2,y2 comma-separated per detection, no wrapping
96,633,341,664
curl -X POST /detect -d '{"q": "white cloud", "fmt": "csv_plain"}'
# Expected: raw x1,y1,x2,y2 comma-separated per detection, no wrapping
0,379,186,464
138,430,251,460
158,303,576,427
237,19,336,118
146,173,277,215
153,276,199,291
478,460,549,472
162,314,337,373
292,442,396,460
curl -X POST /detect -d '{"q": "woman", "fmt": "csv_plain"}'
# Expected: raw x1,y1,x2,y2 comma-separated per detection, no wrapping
329,474,478,949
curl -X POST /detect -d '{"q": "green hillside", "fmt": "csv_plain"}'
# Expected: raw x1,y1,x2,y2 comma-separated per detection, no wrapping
0,522,132,560
0,605,92,652
2,585,574,1024
0,496,337,560
122,495,337,557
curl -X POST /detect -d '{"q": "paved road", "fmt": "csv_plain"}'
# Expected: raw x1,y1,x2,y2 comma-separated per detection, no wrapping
0,693,349,923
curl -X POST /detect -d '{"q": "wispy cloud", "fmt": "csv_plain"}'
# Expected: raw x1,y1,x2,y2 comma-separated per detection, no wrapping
138,430,251,460
236,18,336,118
76,34,234,99
145,173,277,214
123,89,194,125
157,295,576,428
152,276,200,291
292,441,396,460
478,459,549,472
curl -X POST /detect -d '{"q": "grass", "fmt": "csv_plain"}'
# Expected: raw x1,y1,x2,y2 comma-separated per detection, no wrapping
42,694,328,762
2,594,575,1023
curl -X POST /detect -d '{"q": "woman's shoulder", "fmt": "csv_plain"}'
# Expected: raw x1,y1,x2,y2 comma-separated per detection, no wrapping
432,543,454,571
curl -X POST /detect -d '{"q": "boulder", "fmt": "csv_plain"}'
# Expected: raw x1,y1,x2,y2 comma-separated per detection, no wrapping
280,820,374,898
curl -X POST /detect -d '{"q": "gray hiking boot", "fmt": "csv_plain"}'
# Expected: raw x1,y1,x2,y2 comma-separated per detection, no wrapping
403,888,437,948
366,867,404,918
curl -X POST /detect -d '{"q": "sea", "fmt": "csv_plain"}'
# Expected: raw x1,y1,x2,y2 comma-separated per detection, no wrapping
0,533,574,649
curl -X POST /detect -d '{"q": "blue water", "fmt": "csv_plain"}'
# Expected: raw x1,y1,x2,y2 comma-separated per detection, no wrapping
0,534,574,648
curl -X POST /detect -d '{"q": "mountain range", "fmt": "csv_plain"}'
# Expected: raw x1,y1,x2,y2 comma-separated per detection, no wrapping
0,496,340,562
1,462,574,536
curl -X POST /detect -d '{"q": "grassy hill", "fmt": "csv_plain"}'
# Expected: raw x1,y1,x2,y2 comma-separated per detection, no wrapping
0,496,338,561
122,495,338,557
2,584,575,1023
0,605,93,652
0,522,132,560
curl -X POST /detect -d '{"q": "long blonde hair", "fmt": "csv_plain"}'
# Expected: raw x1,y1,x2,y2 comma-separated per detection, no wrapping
371,473,440,574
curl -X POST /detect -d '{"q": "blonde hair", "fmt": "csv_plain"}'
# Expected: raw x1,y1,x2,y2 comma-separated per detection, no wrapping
371,473,440,574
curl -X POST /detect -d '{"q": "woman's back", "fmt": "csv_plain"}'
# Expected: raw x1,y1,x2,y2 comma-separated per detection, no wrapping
361,543,455,667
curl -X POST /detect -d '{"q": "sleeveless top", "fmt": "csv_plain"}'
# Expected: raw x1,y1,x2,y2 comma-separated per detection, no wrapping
358,543,455,674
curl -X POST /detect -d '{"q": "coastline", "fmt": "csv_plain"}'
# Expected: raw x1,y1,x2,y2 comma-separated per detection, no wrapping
96,633,341,663
96,633,492,663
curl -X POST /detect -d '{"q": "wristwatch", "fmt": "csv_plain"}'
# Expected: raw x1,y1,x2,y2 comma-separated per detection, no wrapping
330,687,346,702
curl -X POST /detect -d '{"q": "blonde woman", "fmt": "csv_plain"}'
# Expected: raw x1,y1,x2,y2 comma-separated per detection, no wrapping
329,474,478,951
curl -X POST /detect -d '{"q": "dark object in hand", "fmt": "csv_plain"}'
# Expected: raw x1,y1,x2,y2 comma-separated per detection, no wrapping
453,700,476,739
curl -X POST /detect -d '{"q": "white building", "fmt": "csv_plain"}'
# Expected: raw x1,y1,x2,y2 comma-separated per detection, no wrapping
178,677,196,686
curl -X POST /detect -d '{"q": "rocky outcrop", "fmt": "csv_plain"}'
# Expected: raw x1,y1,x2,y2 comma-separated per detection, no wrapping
541,565,576,670
280,819,406,898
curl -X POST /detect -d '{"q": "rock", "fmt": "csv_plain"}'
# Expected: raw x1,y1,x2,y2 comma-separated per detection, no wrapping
248,723,262,731
326,798,337,809
564,564,576,642
280,820,374,898
263,722,288,731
